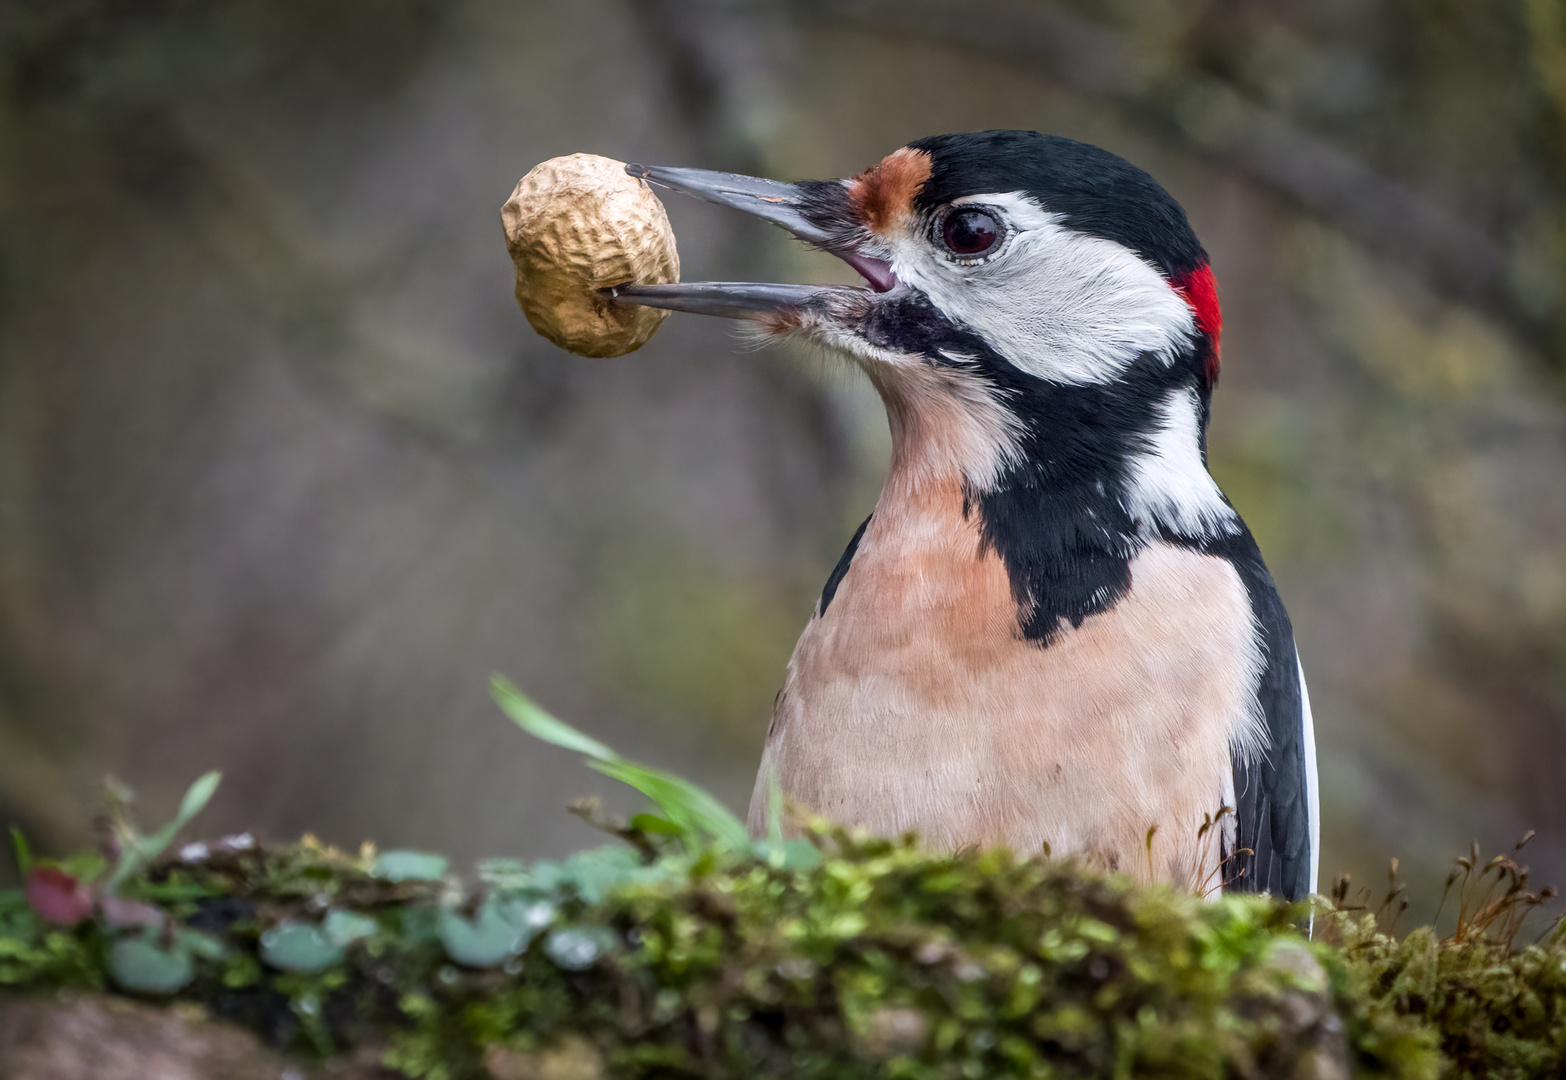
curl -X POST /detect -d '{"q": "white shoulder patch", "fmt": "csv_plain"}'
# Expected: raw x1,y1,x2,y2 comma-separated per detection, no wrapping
1123,387,1239,539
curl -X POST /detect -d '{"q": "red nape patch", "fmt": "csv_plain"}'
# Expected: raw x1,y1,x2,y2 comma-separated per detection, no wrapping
1173,263,1222,384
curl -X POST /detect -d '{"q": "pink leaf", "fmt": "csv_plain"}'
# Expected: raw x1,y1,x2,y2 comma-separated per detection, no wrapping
100,896,166,931
25,867,94,925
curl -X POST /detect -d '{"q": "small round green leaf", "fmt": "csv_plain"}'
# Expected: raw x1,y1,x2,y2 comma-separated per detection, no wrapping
109,937,194,994
496,896,556,939
544,926,618,971
560,846,645,904
438,901,526,968
260,922,345,973
323,909,378,947
174,928,229,961
753,838,823,871
372,850,449,882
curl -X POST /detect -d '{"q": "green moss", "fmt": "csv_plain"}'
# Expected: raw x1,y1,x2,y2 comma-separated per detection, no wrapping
0,827,1489,1079
1322,909,1566,1079
6,770,1566,1080
0,898,102,991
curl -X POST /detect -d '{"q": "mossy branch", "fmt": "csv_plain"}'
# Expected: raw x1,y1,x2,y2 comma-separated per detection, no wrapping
1,681,1562,1079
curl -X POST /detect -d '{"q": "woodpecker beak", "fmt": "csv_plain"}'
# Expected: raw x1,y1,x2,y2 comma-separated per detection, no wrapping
608,163,895,321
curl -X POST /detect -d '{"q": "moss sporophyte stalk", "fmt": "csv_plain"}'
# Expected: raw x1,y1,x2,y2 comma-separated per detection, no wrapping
0,679,1561,1078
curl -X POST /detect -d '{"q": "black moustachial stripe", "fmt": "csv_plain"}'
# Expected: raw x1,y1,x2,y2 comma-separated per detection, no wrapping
858,293,1205,644
819,515,870,616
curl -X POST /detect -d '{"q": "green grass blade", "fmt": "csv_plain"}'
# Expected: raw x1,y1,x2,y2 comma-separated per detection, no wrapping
173,771,223,832
590,760,750,851
761,760,784,846
494,673,751,852
492,677,616,762
106,771,222,893
10,828,31,876
139,770,222,860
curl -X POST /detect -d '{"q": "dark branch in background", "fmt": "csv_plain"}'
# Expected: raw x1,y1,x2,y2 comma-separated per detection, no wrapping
627,0,776,177
624,0,801,266
796,0,1558,362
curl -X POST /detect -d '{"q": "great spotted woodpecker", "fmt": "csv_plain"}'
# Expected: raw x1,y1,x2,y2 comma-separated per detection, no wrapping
614,130,1318,900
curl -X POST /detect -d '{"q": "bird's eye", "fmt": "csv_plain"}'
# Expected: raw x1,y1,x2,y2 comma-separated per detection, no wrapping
940,209,1000,257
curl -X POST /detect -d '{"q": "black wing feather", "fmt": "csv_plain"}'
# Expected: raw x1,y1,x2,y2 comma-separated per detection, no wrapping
1201,523,1312,901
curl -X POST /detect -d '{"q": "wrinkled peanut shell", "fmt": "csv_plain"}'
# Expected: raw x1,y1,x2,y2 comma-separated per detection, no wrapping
502,153,680,358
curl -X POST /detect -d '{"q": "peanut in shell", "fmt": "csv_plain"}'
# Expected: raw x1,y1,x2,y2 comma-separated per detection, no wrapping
502,154,679,358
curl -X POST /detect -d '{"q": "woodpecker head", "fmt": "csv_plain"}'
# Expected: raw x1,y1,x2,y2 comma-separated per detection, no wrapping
618,131,1237,635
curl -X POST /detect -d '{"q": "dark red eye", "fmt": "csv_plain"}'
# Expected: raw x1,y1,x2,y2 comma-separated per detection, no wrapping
941,209,1000,256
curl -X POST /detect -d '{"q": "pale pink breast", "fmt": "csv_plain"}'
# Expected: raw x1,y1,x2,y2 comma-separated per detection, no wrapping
748,478,1261,892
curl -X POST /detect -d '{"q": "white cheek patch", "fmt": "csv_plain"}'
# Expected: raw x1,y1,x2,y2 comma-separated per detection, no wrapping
1123,387,1239,540
890,192,1198,385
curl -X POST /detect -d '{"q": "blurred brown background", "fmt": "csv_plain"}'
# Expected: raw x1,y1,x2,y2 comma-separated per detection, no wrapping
1,0,1564,913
